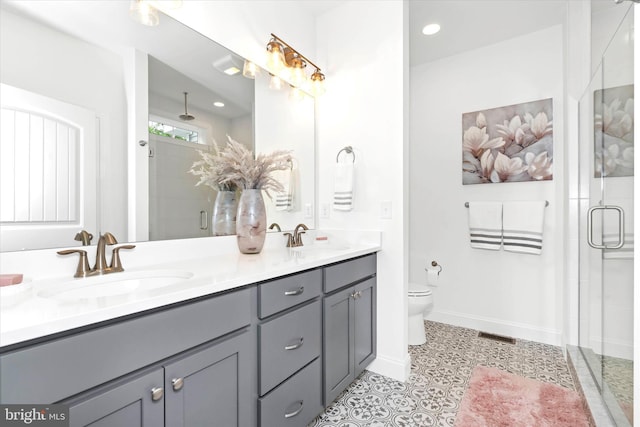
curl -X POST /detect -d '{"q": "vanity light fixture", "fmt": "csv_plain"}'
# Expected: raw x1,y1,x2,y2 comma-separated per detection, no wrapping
129,0,159,27
242,60,259,79
264,33,326,97
130,0,183,27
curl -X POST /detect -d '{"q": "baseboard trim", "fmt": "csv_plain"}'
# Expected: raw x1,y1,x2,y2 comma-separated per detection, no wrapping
427,309,561,346
367,352,411,382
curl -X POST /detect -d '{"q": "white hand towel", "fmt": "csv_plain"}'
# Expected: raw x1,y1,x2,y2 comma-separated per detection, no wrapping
503,201,545,255
468,202,502,250
333,163,354,211
273,169,293,211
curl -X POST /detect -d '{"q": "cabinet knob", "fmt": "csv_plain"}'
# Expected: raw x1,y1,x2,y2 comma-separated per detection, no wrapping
284,286,304,296
284,400,304,419
284,337,304,351
172,377,184,391
151,387,164,401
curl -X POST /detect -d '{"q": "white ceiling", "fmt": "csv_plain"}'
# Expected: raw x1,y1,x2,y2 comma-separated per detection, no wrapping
409,0,569,66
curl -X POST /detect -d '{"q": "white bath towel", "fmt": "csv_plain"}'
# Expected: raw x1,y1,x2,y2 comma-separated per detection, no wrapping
333,163,354,211
502,201,546,255
273,168,293,211
467,202,502,250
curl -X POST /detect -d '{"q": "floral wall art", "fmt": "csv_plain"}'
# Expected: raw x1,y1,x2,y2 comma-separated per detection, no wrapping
594,85,634,177
462,98,553,185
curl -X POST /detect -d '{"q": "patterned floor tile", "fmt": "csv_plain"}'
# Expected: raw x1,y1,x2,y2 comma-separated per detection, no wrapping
308,320,576,427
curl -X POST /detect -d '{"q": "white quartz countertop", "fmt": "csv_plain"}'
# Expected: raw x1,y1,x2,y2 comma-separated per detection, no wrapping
0,233,380,348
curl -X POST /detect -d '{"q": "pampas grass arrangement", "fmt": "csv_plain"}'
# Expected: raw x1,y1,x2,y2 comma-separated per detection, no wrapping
217,136,292,198
189,140,237,191
189,136,291,196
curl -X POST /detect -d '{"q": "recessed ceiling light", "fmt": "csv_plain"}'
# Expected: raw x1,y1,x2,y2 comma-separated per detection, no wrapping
422,23,441,36
213,101,225,108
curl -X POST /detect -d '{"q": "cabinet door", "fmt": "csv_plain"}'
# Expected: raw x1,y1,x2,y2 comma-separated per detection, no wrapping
323,286,354,406
164,329,255,427
354,277,376,377
66,369,164,427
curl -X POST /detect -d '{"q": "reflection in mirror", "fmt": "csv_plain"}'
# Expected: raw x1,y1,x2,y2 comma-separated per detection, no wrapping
0,1,315,252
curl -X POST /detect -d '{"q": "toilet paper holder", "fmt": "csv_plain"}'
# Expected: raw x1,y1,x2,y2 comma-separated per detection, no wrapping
426,261,443,275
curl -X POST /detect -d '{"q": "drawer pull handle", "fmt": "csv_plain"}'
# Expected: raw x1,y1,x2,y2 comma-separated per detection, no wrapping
284,286,304,296
172,377,184,391
151,387,164,401
284,337,304,351
284,400,304,418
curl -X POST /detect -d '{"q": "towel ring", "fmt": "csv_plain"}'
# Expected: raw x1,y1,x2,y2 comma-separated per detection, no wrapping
336,146,356,163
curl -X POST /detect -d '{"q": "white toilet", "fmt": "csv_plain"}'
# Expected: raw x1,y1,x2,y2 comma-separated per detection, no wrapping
408,283,434,345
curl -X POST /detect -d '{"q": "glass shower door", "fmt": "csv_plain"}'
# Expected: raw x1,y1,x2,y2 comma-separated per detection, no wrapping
580,5,634,425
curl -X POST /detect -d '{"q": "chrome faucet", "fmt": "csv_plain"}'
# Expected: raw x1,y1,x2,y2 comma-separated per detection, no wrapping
292,223,309,247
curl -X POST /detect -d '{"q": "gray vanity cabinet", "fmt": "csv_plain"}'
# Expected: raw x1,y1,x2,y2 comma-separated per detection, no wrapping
323,255,377,406
65,330,253,427
164,330,254,427
257,269,324,427
66,368,164,427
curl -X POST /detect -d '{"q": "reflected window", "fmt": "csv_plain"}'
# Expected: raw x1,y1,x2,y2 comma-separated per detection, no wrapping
149,118,202,144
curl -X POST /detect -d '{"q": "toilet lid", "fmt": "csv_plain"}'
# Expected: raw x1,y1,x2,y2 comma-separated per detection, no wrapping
408,285,431,296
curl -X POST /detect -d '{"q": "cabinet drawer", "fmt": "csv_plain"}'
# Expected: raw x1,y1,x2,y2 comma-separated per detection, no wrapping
259,358,322,427
0,288,251,404
258,269,322,318
259,300,321,395
324,254,376,293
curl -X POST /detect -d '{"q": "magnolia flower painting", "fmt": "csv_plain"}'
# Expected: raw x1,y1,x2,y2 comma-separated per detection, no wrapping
594,85,634,177
462,98,553,185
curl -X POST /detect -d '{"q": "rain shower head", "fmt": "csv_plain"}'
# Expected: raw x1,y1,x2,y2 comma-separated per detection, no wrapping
179,92,195,121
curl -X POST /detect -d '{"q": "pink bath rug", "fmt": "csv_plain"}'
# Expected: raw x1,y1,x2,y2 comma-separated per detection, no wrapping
454,366,590,427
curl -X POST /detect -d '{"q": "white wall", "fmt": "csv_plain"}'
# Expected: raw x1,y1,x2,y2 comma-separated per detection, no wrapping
410,26,565,345
316,1,410,381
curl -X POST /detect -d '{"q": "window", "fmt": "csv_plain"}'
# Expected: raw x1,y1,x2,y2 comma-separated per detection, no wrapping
149,120,200,143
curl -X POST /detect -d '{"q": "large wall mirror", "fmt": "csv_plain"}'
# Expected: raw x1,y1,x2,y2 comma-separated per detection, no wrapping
0,1,315,252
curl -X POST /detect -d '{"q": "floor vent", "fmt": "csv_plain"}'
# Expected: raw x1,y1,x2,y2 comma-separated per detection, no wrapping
478,331,516,345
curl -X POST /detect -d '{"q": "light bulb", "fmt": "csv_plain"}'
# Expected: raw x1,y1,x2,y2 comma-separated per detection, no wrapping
130,0,159,26
290,62,306,88
269,74,284,90
310,70,326,97
266,41,285,73
289,86,305,101
242,60,259,79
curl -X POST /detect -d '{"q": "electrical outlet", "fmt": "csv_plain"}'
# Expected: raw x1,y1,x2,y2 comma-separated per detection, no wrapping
380,200,392,219
304,203,313,219
320,203,330,218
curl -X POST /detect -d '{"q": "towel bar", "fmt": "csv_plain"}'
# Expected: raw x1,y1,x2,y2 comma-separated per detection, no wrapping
336,146,356,163
464,201,549,207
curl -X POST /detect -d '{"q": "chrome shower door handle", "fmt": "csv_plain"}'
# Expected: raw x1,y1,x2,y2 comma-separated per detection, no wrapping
587,205,625,249
200,210,208,230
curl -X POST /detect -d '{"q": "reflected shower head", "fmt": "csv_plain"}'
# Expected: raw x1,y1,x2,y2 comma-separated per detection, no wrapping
179,92,195,121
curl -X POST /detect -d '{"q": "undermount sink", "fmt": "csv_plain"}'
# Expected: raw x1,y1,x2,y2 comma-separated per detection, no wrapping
37,270,195,301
